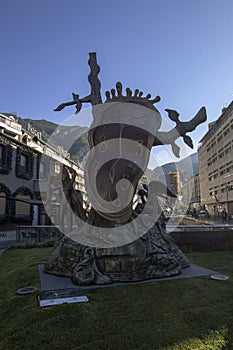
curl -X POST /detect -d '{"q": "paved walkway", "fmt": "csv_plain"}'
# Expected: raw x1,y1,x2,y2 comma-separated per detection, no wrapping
0,249,5,256
0,240,15,250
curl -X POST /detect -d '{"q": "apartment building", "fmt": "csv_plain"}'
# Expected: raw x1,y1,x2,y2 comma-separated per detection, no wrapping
198,101,233,217
182,174,201,209
169,172,181,195
0,113,86,230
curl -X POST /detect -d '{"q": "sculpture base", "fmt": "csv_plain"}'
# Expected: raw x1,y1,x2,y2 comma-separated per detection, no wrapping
44,221,189,285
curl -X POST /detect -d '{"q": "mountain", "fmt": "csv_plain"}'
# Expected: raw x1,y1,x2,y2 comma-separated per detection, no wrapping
152,152,199,183
143,168,160,182
20,118,58,136
18,118,89,162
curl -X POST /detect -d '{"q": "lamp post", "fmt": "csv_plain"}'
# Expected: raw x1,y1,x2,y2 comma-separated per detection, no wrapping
226,184,233,223
224,174,233,224
226,185,229,223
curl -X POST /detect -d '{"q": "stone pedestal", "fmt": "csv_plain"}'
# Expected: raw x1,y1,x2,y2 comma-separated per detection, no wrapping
44,220,189,285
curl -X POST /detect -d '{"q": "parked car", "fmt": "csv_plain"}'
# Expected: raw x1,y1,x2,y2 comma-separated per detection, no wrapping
198,209,210,218
199,210,207,215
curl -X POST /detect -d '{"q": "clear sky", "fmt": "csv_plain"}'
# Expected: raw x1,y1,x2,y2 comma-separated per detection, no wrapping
1,0,233,166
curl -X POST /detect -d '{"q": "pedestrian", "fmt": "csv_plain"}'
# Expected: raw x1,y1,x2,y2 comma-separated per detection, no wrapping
192,208,198,219
221,209,228,223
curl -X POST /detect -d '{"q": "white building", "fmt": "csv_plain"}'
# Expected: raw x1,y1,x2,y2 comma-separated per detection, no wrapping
0,113,86,230
198,101,233,218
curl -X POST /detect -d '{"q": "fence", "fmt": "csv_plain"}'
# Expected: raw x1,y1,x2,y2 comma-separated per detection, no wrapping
170,224,233,251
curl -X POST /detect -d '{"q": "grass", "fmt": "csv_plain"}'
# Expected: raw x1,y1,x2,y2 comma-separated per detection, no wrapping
0,248,233,350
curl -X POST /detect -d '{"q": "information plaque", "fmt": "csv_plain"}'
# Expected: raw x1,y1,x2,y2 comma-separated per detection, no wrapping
39,288,89,307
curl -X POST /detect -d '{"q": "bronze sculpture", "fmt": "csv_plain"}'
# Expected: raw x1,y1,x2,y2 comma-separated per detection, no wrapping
44,52,207,285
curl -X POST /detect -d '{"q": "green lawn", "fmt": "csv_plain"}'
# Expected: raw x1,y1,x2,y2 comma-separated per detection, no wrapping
0,248,233,350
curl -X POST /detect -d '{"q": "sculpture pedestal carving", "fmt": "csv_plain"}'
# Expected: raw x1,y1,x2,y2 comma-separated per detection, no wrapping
44,219,189,285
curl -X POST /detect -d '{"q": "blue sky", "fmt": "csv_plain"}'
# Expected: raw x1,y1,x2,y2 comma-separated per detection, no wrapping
1,0,233,166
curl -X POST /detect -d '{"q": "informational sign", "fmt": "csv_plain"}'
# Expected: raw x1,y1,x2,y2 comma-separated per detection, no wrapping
0,231,16,242
39,288,89,307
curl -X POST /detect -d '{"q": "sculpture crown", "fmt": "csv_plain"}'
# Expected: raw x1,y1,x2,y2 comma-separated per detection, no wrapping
105,82,161,111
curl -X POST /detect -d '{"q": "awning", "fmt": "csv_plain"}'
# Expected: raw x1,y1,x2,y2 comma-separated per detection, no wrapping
0,196,43,206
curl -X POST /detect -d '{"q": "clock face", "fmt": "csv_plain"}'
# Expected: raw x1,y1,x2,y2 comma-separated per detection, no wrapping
84,101,161,224
85,123,155,224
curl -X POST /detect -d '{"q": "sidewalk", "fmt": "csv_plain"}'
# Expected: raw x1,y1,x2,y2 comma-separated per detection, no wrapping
0,249,6,256
0,230,17,250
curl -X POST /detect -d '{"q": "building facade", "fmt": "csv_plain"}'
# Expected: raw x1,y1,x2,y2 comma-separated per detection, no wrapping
198,101,233,218
0,113,86,231
168,171,181,195
182,174,201,209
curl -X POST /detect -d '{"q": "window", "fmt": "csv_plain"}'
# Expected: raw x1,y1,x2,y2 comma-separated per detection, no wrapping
12,187,33,222
20,154,28,168
218,151,224,159
0,192,6,216
15,194,31,216
16,149,33,180
223,128,230,137
220,169,226,176
0,146,3,163
39,161,46,179
0,184,10,222
22,136,27,144
55,162,60,174
226,165,233,173
0,145,12,174
0,145,6,165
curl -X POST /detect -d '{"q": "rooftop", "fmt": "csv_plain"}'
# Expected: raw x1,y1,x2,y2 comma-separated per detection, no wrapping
199,100,233,145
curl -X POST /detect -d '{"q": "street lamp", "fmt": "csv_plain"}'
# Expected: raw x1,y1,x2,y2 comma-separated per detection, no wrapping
226,184,233,223
224,174,233,224
226,185,229,223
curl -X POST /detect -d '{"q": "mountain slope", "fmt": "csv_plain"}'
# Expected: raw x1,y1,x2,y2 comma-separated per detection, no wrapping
152,152,198,182
19,118,89,162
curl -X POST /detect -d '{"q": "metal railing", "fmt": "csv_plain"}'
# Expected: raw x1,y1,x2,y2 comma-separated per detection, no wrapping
168,224,233,232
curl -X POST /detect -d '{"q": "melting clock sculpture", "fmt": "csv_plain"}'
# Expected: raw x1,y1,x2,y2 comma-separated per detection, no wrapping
44,53,207,285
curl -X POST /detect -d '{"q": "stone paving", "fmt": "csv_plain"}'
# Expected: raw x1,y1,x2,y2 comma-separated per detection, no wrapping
38,263,219,291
